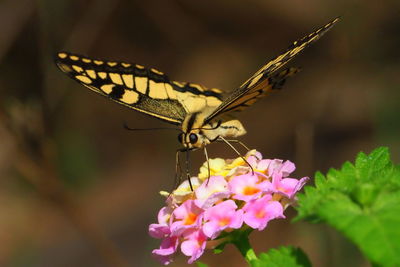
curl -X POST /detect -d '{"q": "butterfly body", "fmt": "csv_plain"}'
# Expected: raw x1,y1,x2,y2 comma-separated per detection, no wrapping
55,17,339,151
179,111,246,149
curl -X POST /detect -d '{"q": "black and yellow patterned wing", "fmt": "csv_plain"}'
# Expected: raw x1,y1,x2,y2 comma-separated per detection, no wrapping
55,52,223,125
205,17,339,123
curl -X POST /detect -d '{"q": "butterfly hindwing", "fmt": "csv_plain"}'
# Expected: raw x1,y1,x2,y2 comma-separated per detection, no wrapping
55,52,224,125
204,17,339,122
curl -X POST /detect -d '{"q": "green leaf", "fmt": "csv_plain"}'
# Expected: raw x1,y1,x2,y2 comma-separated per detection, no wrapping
295,147,400,266
196,262,209,267
213,245,224,255
250,246,311,267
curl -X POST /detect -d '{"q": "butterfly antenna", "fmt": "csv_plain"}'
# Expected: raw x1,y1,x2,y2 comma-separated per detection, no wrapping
123,121,180,131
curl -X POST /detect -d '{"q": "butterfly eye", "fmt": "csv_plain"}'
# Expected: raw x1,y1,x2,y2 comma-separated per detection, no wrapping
189,133,198,144
178,133,184,143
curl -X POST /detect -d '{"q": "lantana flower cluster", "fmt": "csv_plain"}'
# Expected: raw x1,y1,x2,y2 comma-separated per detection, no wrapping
149,150,309,265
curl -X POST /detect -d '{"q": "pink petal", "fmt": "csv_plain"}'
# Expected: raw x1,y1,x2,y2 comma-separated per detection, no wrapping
152,236,178,256
152,238,177,265
203,200,243,238
257,159,272,172
204,200,237,220
181,240,205,264
272,174,309,199
246,155,258,167
246,150,263,160
229,174,263,202
243,195,284,231
173,200,202,219
158,206,172,225
268,159,284,175
149,223,170,239
229,209,244,229
280,177,309,198
170,200,204,235
196,191,231,209
195,176,230,208
202,221,220,238
258,180,275,193
280,161,296,177
295,177,309,191
181,230,207,264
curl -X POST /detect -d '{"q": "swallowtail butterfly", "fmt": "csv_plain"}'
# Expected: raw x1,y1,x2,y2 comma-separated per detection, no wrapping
56,17,338,159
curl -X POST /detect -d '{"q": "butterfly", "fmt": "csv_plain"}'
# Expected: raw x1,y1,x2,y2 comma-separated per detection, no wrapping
55,17,339,178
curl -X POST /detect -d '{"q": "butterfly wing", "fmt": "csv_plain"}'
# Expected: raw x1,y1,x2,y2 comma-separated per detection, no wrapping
55,52,224,125
204,17,339,123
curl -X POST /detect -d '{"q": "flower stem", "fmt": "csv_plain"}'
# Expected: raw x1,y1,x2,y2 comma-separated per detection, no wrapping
232,230,258,263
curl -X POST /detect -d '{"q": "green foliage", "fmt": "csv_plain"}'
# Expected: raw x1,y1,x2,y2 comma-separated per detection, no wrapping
295,147,400,266
212,245,224,255
250,246,311,267
213,228,253,255
212,231,230,255
196,262,209,267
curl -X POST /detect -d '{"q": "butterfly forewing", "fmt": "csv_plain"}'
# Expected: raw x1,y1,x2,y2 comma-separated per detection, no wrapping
215,67,300,114
55,52,224,125
204,17,339,123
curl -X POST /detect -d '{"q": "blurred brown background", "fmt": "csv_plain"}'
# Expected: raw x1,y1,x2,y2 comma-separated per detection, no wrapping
0,0,399,266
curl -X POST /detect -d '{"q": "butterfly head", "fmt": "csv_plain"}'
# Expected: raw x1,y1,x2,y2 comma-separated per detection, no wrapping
179,112,212,149
177,131,204,149
179,111,247,149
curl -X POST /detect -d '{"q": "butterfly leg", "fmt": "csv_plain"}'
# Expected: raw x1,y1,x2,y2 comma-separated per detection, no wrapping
217,136,255,175
215,138,261,160
221,139,261,160
174,149,184,190
203,144,211,185
174,148,194,191
224,139,250,152
185,149,194,191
